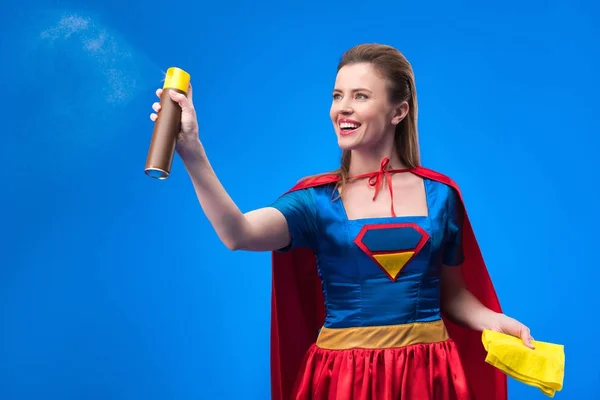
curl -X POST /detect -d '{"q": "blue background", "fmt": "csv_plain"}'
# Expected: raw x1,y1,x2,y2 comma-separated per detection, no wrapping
1,1,598,399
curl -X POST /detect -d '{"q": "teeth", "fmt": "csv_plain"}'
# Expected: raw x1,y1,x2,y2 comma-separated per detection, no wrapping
340,122,359,129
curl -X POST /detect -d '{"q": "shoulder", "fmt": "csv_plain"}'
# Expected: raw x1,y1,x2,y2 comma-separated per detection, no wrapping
414,166,466,211
275,172,337,205
412,166,460,193
284,172,340,194
273,172,338,216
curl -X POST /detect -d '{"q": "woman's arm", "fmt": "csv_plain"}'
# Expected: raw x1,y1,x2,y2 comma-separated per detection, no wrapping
440,266,498,331
177,139,291,252
155,86,291,252
441,266,535,348
440,185,533,348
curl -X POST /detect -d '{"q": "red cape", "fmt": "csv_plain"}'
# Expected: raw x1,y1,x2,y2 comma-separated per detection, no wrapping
270,167,507,400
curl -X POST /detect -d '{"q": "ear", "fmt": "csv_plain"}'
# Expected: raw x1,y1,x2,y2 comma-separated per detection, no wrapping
391,101,409,125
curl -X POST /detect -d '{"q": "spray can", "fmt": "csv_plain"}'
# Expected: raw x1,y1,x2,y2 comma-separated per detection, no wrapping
145,67,191,180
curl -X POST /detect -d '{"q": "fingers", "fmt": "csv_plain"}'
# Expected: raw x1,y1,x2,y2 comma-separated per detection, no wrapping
521,326,535,349
149,100,161,121
150,89,162,121
149,85,194,122
169,89,194,112
155,84,191,100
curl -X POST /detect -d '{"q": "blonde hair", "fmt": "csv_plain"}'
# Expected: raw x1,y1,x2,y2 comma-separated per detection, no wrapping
331,44,421,193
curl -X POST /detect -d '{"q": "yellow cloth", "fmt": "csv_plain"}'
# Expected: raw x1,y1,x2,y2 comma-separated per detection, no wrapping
482,329,565,398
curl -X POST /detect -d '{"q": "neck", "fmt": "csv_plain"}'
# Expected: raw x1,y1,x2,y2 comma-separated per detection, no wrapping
348,143,405,176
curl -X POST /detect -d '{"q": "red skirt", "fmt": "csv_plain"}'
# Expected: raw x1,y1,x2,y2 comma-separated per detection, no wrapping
291,338,473,400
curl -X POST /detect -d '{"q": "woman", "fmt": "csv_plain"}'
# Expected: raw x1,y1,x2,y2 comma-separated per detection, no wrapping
150,44,532,400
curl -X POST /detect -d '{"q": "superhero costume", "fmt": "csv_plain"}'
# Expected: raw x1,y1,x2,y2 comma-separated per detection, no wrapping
269,159,507,400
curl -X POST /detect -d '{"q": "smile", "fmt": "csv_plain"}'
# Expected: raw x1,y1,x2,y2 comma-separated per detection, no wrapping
339,119,361,136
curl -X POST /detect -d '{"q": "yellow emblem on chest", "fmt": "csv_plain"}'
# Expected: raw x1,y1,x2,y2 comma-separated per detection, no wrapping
372,252,416,280
354,223,429,282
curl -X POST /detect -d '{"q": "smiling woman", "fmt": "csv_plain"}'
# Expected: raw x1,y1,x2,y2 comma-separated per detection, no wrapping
330,62,414,165
149,43,533,400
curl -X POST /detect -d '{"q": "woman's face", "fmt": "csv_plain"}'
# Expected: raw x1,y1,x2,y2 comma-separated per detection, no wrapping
330,62,407,151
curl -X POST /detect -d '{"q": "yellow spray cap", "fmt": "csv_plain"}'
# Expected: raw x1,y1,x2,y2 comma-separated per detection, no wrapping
163,67,191,92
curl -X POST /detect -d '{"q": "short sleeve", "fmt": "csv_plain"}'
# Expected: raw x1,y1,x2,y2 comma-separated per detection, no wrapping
270,188,318,252
443,186,465,266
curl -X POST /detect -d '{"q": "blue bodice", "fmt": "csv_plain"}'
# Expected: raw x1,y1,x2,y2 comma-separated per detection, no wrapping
271,178,464,329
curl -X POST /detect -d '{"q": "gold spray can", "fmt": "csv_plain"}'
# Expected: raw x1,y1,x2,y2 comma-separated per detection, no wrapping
145,67,191,180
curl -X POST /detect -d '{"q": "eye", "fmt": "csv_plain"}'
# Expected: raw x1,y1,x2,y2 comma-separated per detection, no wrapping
355,92,368,100
332,93,342,100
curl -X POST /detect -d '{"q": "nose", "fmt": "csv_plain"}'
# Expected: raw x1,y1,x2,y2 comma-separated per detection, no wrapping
338,99,353,115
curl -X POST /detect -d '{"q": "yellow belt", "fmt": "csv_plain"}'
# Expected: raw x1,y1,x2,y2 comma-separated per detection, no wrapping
316,319,449,350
